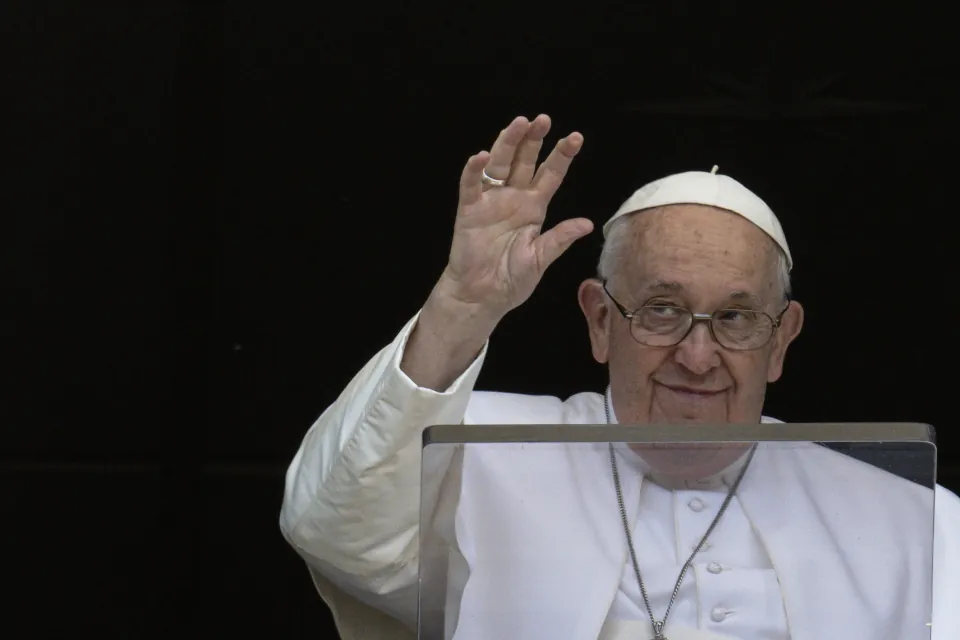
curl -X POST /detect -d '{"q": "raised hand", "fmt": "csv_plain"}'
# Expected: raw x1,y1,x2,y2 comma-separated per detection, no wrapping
439,115,594,320
402,115,593,390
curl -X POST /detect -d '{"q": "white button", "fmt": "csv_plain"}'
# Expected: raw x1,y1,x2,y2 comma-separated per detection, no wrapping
707,562,723,574
688,497,707,512
710,607,729,622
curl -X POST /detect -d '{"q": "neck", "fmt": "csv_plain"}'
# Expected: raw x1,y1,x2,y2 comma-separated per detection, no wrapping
623,443,753,490
604,386,755,488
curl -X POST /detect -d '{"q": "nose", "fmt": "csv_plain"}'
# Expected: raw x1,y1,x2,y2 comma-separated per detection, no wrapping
673,321,722,375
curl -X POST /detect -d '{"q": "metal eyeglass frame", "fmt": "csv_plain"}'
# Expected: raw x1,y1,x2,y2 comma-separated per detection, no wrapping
600,279,790,351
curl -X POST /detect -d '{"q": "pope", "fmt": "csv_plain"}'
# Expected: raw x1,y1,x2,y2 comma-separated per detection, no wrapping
279,115,960,640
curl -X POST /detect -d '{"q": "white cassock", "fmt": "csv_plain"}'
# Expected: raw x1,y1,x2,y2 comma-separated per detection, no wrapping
280,313,960,640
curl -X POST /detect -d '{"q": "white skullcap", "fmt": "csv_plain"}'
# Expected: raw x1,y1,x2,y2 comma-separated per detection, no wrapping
602,167,793,271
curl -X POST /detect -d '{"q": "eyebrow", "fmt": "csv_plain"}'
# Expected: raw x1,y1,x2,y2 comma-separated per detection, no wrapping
727,290,765,307
641,281,764,307
644,280,685,293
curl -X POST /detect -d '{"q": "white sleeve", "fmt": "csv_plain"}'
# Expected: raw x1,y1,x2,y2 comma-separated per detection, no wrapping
932,484,960,640
279,311,487,626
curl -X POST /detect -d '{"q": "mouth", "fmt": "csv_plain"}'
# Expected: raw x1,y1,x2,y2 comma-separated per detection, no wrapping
656,382,727,398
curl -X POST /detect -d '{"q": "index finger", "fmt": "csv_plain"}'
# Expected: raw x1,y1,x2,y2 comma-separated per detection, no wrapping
459,151,491,206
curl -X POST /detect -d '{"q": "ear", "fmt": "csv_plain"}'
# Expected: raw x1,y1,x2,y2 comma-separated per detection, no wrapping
766,300,804,383
578,278,612,364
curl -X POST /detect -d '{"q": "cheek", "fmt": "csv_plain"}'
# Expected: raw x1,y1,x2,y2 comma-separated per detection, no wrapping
608,332,670,382
726,352,772,392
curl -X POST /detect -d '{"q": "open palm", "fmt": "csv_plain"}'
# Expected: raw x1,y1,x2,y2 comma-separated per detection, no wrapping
443,115,594,316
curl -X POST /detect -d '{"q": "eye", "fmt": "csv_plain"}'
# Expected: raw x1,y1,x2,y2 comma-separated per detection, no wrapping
647,299,678,308
718,309,744,320
644,300,678,313
652,307,679,318
636,303,686,333
716,309,755,326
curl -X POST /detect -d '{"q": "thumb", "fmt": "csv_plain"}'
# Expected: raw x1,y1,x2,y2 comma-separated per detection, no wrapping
535,218,594,271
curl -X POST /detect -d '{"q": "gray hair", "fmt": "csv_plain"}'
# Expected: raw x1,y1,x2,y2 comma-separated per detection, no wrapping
598,216,792,302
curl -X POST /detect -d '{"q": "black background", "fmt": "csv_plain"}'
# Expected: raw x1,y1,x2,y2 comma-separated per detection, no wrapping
4,2,958,637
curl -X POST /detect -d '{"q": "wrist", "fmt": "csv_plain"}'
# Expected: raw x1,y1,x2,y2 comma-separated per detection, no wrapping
399,278,499,391
420,283,499,356
428,273,505,335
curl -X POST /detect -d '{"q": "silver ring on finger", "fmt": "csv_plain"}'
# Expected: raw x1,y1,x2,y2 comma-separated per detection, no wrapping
481,169,507,188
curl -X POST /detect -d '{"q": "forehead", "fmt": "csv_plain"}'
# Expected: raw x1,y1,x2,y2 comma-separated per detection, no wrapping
617,204,779,298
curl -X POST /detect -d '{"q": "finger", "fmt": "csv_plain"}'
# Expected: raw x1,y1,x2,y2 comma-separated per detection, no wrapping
484,116,531,184
459,151,491,206
507,114,551,187
534,217,595,271
531,132,584,200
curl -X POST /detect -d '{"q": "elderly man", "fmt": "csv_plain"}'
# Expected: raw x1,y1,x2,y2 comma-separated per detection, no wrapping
280,115,960,640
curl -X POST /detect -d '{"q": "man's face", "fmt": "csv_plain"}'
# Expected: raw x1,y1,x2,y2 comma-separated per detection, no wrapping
579,205,804,428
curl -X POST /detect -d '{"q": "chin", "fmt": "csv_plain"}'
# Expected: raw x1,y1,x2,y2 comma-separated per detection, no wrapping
676,414,725,424
651,410,730,425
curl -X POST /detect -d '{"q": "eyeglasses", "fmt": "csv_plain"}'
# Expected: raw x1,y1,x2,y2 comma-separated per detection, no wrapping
602,280,789,351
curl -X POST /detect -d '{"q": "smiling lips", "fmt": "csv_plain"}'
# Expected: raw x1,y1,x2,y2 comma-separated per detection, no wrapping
658,383,727,397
